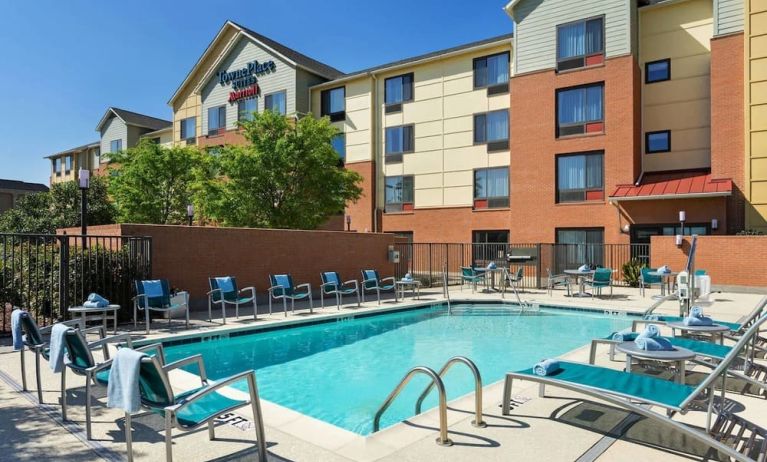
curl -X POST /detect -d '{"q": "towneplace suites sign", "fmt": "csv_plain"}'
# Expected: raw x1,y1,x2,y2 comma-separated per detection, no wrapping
217,59,277,103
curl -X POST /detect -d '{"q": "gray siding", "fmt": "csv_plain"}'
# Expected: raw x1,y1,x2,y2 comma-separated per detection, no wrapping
201,36,297,132
513,0,633,75
126,125,149,148
100,115,127,155
295,68,327,114
715,0,744,36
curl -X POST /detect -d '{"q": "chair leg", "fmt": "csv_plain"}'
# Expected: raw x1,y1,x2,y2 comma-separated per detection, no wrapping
125,412,134,462
283,298,287,317
165,412,173,462
35,350,43,404
337,292,341,310
222,303,226,325
185,307,189,330
308,295,313,313
235,301,239,320
20,348,27,392
208,298,212,322
321,292,325,309
268,296,272,316
253,299,258,321
356,291,361,307
208,421,215,441
85,374,93,439
61,367,67,421
146,310,150,335
376,288,381,305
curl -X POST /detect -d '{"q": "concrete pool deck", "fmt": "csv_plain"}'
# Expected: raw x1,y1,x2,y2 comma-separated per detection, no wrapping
0,285,765,461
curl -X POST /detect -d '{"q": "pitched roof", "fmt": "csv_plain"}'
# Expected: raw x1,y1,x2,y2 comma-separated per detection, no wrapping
96,107,171,132
46,141,100,159
609,171,732,201
0,179,49,192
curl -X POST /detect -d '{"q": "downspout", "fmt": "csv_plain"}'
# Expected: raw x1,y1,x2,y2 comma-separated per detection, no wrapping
370,72,380,233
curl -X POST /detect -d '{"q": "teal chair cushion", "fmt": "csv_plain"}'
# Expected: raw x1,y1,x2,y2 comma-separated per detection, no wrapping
136,279,171,309
322,272,341,287
64,330,94,370
641,268,662,284
210,277,239,302
362,270,379,289
174,387,248,429
20,315,43,346
139,359,173,408
95,369,111,385
271,274,294,296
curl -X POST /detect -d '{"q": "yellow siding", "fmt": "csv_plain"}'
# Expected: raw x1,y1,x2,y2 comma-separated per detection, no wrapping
747,0,767,230
640,0,713,173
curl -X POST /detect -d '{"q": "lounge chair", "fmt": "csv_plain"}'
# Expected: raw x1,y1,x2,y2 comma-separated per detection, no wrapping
584,268,613,298
640,267,663,297
207,276,257,323
133,279,189,334
460,266,484,293
61,327,134,439
268,273,312,316
546,268,571,296
320,271,360,309
360,269,396,304
501,314,767,462
14,313,103,404
641,296,767,339
118,343,268,462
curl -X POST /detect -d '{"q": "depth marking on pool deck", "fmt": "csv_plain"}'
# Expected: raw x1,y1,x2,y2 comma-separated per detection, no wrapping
0,368,123,462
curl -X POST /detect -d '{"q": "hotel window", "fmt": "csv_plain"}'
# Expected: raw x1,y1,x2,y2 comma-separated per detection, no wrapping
474,167,509,209
237,98,258,121
556,83,604,137
65,155,72,172
208,105,226,135
556,16,604,71
385,124,414,163
110,139,122,153
54,158,61,175
384,73,413,113
474,109,509,151
180,117,196,144
331,133,346,163
556,228,604,269
321,87,346,122
556,151,604,203
646,130,670,153
646,59,670,83
473,52,510,94
265,91,286,115
385,175,414,212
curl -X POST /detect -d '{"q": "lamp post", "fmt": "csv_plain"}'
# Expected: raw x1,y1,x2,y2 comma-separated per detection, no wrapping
79,169,90,248
187,204,194,226
346,214,351,231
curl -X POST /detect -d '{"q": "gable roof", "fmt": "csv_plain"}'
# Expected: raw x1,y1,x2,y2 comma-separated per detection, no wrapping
169,20,343,106
0,179,49,192
96,107,172,132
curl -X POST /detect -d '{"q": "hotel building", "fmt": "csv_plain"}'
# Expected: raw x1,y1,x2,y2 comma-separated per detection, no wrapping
46,0,765,245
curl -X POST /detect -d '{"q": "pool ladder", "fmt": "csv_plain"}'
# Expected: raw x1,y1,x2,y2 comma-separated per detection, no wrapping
372,356,486,446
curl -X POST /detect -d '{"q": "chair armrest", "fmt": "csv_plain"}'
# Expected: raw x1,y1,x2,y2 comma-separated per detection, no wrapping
206,288,222,296
380,277,396,285
135,342,167,365
88,333,135,350
173,370,255,412
163,354,208,383
82,325,107,339
343,280,359,290
361,278,377,286
239,286,256,299
268,284,285,295
589,338,618,364
321,281,338,293
132,294,150,309
39,318,81,335
295,283,312,294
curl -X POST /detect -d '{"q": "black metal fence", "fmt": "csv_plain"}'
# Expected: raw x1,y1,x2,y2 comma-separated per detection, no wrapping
394,242,650,289
0,233,152,334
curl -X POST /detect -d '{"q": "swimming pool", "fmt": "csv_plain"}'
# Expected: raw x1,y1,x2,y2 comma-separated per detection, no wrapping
162,303,633,435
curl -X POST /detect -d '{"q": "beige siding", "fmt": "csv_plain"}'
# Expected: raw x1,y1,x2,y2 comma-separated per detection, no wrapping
100,116,127,155
714,0,744,36
746,0,767,230
512,0,633,75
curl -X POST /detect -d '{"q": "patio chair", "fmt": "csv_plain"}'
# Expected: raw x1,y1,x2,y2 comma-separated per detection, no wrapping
640,267,663,297
14,312,104,404
207,276,257,324
118,344,268,462
360,269,396,305
504,267,525,293
133,279,189,334
60,327,134,439
501,313,767,462
268,273,312,316
320,271,360,309
584,268,613,298
546,268,571,296
460,266,484,293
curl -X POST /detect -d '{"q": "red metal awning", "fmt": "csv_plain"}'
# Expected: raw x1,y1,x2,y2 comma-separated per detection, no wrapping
609,171,732,201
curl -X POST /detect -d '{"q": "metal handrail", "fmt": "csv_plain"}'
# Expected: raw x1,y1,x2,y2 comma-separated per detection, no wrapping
443,262,451,314
372,366,453,446
415,356,487,428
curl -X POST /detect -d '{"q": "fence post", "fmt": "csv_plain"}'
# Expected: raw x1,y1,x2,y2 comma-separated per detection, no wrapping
58,235,69,320
445,244,449,286
428,243,433,286
535,243,542,289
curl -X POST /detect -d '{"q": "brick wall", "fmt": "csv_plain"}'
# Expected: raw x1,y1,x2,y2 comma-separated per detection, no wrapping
710,33,745,233
345,160,376,233
196,128,247,148
650,235,767,288
62,224,396,305
383,206,511,243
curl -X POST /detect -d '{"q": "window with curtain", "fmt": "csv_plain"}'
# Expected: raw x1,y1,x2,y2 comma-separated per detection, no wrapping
556,151,603,202
180,117,196,141
474,167,509,208
474,110,509,150
556,17,604,71
207,105,226,134
556,84,603,136
555,228,604,270
331,133,346,162
321,87,346,121
265,91,286,115
385,175,414,212
384,73,414,107
385,125,414,162
237,98,258,121
473,52,510,92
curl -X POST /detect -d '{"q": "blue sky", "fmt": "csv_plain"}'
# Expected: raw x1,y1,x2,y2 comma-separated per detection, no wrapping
0,0,512,185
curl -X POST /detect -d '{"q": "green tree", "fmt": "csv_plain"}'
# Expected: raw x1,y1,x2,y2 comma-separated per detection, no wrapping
108,139,206,224
201,110,363,229
0,177,115,234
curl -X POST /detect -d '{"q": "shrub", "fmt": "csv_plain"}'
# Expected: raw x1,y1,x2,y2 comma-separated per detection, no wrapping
622,258,645,288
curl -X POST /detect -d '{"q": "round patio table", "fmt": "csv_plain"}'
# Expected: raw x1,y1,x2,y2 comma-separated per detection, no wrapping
68,304,121,335
666,321,731,345
564,269,595,297
648,271,678,298
616,341,695,384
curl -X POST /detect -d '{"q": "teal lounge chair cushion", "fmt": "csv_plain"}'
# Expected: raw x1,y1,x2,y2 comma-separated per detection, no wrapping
174,387,247,429
514,361,695,409
95,368,111,385
667,337,732,360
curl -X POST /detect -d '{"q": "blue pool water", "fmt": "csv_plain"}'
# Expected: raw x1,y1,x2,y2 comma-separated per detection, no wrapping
162,304,633,435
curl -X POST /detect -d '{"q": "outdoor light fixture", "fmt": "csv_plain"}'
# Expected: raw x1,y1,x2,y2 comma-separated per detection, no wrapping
678,210,686,223
675,234,683,247
79,169,90,247
711,218,719,230
187,204,194,226
346,215,352,231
